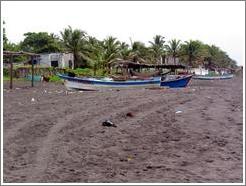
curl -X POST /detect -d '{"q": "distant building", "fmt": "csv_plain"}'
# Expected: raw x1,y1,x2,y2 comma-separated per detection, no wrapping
164,56,180,65
190,65,209,75
37,53,74,69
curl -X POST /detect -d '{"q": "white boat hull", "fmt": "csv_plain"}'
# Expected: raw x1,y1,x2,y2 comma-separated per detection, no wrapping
64,80,160,91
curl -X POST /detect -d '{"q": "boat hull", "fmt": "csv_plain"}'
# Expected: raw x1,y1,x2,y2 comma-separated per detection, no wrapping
192,74,233,80
160,75,193,88
59,74,161,90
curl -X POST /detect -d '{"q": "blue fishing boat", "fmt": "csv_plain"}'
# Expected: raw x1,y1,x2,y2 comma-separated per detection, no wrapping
192,74,233,80
160,75,193,88
58,74,161,90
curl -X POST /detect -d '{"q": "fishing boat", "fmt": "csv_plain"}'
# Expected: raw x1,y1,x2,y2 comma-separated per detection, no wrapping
192,74,233,80
129,69,161,77
160,75,193,88
58,74,161,90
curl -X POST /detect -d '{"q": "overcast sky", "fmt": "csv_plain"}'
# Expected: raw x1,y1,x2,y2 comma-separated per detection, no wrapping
1,1,245,66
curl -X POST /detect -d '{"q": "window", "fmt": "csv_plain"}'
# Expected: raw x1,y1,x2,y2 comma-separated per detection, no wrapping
51,61,58,67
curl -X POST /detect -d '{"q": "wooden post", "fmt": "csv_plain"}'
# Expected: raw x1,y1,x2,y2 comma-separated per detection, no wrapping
31,56,34,87
9,55,13,89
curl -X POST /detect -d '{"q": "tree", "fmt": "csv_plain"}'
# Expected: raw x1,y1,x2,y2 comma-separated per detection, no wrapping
86,36,104,75
20,32,63,53
203,44,237,68
149,35,165,64
129,41,149,63
60,26,88,68
180,40,204,67
3,20,8,50
165,39,181,64
101,36,121,72
119,42,130,60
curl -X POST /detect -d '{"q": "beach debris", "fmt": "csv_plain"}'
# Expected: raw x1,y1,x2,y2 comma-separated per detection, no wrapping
44,90,47,93
15,87,20,90
192,88,196,91
55,90,63,94
31,98,35,102
126,112,134,117
79,91,83,93
127,157,132,161
102,120,117,127
205,159,214,163
65,90,75,95
68,91,76,94
175,110,183,114
146,165,153,169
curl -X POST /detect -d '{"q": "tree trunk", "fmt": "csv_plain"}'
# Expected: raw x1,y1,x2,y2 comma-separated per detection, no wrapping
189,55,192,67
173,54,176,65
74,52,79,69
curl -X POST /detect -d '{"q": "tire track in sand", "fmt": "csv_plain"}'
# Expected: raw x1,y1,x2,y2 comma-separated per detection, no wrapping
3,93,106,143
44,95,191,183
4,91,142,182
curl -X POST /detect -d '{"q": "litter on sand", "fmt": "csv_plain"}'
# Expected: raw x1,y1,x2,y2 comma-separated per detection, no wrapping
102,120,117,127
175,110,183,114
126,112,134,117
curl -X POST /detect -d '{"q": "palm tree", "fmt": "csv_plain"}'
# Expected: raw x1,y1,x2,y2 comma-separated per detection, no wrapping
180,40,203,67
119,42,130,60
165,39,181,64
128,41,149,63
60,26,88,68
102,36,121,72
149,35,165,64
86,36,104,75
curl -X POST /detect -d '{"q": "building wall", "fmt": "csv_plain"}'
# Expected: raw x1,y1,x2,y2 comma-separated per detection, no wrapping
38,54,51,67
190,67,209,75
61,53,74,69
38,53,74,69
164,56,180,65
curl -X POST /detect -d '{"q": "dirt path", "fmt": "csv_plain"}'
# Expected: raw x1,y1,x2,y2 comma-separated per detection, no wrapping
3,75,243,183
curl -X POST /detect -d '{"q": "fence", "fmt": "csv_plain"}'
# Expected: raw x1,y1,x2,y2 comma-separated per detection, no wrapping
3,66,67,78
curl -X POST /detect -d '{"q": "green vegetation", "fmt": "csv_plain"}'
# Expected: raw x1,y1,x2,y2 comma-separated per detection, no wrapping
20,32,63,53
3,21,238,77
49,75,62,82
3,76,27,81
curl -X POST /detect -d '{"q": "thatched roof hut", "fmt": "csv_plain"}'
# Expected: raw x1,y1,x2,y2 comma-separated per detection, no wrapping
109,59,186,69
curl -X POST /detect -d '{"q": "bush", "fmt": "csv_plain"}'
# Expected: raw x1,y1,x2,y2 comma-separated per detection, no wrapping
49,75,62,82
3,68,9,76
73,68,93,76
65,67,110,77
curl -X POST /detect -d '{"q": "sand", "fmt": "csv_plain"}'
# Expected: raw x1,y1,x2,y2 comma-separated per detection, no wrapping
3,74,243,183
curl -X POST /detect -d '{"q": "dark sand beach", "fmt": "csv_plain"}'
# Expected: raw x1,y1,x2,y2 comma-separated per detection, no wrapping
3,74,243,183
